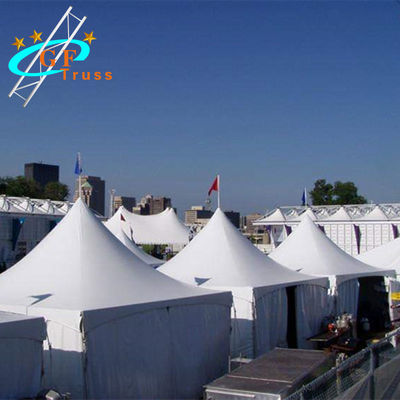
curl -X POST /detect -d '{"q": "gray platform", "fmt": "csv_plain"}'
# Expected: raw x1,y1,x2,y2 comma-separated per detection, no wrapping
204,348,334,400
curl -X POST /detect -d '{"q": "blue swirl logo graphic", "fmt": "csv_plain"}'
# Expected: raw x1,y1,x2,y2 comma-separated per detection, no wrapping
9,39,90,77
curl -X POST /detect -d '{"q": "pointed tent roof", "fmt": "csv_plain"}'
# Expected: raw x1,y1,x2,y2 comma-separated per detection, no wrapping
269,216,394,284
104,208,164,267
121,207,189,245
0,199,230,318
324,206,352,221
357,238,400,273
159,208,326,289
356,206,388,221
255,208,286,224
298,208,317,221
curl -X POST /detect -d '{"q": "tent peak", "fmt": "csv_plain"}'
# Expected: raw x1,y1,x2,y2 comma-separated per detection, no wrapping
160,202,324,288
270,211,394,280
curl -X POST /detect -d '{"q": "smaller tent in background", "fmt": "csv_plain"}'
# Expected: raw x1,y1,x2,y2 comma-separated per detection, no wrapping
357,239,400,324
0,311,45,399
121,206,189,246
105,208,164,267
355,205,389,222
357,238,400,274
159,208,329,358
296,208,317,221
270,216,395,333
324,206,352,221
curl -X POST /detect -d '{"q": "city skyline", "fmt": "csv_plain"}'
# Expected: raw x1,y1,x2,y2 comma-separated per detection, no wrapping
2,1,400,215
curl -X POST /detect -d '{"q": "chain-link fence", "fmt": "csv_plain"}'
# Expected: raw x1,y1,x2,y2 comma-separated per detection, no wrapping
286,328,400,400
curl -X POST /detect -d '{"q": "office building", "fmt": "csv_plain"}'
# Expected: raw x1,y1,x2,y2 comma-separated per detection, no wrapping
185,206,213,226
74,176,105,216
185,206,240,228
24,163,59,188
133,195,172,215
112,196,136,214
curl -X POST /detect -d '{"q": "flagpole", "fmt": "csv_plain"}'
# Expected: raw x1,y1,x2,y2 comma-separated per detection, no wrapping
217,174,221,209
78,152,82,199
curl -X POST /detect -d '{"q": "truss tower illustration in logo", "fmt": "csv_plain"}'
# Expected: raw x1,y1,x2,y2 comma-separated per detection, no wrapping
9,6,86,107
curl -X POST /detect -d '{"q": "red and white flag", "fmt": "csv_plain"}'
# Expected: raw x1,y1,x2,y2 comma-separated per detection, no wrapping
208,175,219,196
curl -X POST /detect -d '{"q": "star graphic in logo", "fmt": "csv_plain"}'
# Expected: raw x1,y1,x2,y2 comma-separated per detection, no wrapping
29,30,43,44
12,37,25,51
83,31,96,45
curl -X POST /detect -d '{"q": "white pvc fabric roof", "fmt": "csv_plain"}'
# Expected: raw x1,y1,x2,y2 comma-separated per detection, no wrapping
159,208,326,290
357,238,400,274
269,216,394,284
120,207,189,245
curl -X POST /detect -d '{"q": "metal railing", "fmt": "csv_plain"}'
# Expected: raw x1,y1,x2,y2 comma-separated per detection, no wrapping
286,328,400,400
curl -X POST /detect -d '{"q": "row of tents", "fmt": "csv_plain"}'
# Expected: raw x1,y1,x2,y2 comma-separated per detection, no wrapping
0,200,397,399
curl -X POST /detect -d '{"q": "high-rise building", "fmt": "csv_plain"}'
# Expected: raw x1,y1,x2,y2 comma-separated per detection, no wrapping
133,195,172,215
184,206,213,225
150,196,172,215
184,206,240,228
112,196,136,214
74,176,105,216
24,163,59,188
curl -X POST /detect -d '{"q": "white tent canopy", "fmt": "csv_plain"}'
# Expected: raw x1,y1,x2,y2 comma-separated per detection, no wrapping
356,205,388,222
159,208,329,357
0,199,232,399
0,311,45,399
255,208,287,224
324,206,352,221
104,208,164,267
357,238,400,274
297,208,317,221
269,216,394,317
120,206,189,245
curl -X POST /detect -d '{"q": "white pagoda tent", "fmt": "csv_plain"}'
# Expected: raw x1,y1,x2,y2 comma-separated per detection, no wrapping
0,199,232,399
357,239,400,322
104,208,164,267
255,208,287,224
295,208,317,221
357,238,400,274
356,205,388,222
325,206,352,221
0,311,45,399
270,216,394,319
120,206,189,245
159,208,329,358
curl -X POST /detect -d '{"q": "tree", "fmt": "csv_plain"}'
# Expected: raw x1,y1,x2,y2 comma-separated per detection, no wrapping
332,181,366,205
309,179,333,205
310,178,367,205
0,177,11,195
4,176,42,198
0,176,70,201
43,182,69,201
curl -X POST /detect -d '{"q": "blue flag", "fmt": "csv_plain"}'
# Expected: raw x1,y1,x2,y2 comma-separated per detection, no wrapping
301,187,307,206
74,153,82,175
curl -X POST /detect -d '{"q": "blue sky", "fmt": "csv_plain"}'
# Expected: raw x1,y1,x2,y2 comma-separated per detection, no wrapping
1,0,400,216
